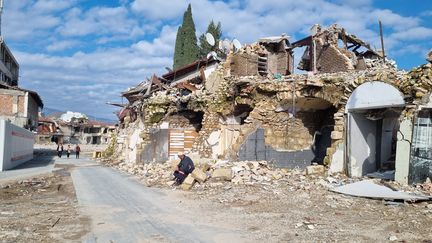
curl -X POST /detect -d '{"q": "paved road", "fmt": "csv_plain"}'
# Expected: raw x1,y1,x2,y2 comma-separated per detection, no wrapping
67,157,244,243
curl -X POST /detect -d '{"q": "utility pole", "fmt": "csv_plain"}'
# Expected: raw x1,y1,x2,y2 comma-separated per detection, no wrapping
379,19,386,63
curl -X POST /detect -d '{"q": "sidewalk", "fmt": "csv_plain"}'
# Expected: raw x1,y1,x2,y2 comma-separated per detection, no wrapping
0,149,82,184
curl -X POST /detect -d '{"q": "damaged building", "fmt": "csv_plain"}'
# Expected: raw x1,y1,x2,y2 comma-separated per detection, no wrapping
0,37,44,131
36,111,116,145
113,24,432,185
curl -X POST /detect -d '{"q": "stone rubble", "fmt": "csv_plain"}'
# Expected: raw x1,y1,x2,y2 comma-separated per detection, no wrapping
99,157,432,199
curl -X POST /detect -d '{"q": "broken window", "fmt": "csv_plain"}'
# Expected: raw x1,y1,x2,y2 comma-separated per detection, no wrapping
410,109,432,183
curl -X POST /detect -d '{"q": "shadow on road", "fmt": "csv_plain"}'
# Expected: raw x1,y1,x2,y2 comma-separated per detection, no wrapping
10,149,57,171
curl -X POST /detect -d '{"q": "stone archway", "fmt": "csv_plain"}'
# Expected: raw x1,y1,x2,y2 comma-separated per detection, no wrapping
345,81,405,177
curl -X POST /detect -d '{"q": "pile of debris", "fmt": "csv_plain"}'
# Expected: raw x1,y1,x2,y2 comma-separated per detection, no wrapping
401,62,432,99
110,159,328,190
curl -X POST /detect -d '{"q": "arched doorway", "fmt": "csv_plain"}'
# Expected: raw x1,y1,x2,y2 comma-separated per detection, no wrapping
345,81,405,177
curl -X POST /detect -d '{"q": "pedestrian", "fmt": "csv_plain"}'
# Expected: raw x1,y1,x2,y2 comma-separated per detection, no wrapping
75,144,81,159
66,145,71,158
57,143,64,158
173,152,195,185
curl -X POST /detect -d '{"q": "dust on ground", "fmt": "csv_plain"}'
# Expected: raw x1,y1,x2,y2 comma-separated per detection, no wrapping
108,158,432,242
168,177,432,242
0,166,90,242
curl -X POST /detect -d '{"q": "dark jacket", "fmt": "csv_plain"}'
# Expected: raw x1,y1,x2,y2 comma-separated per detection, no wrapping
178,156,195,174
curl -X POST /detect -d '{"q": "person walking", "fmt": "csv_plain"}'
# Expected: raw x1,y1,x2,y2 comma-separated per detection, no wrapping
57,143,64,158
66,145,72,159
75,144,81,159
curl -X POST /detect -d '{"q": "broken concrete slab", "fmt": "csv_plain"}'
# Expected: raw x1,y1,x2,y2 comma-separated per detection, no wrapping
330,180,431,202
211,168,232,181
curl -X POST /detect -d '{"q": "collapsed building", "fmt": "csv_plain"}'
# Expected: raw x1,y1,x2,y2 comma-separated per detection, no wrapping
113,24,432,185
36,111,116,145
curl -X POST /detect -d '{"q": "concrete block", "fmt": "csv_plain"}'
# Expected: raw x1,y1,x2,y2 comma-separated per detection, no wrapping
183,174,195,184
191,169,207,183
212,168,232,181
306,165,325,175
181,175,195,190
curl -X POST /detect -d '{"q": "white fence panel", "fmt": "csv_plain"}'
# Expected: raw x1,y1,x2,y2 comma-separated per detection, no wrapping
0,120,34,171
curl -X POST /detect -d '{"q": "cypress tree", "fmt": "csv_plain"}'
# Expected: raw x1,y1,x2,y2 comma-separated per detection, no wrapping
198,20,222,57
173,4,199,69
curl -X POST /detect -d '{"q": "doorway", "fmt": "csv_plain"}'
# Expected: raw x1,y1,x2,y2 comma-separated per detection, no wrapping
345,81,405,177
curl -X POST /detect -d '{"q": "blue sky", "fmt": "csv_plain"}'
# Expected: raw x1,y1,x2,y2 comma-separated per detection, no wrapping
2,0,431,120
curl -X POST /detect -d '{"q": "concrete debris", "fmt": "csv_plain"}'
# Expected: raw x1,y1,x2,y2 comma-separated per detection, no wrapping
211,168,233,181
191,169,207,183
389,235,398,241
331,180,431,202
109,159,306,190
402,63,432,100
180,175,196,190
306,165,325,175
417,180,432,195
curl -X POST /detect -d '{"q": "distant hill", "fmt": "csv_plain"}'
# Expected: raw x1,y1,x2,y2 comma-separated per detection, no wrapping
42,107,117,124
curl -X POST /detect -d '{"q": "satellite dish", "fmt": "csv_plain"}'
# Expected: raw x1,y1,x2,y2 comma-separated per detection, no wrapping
233,39,241,53
207,51,218,60
205,33,215,46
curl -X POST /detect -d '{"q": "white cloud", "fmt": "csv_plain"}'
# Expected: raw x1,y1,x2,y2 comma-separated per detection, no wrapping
57,6,141,37
131,0,188,20
46,40,80,52
3,2,62,41
32,0,76,13
390,27,432,41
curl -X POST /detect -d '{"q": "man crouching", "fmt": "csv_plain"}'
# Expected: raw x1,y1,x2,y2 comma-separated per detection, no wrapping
173,152,195,185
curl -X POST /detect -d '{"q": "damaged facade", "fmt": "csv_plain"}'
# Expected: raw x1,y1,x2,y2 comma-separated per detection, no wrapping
113,24,432,185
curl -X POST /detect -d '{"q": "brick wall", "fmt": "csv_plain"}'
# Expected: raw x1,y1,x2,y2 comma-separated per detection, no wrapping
0,94,13,115
315,38,355,73
18,96,25,115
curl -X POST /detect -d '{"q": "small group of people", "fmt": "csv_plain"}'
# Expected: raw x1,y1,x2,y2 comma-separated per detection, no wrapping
173,151,195,185
56,144,81,159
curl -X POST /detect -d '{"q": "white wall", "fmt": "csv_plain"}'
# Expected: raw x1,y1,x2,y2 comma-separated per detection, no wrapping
347,113,377,177
0,120,34,171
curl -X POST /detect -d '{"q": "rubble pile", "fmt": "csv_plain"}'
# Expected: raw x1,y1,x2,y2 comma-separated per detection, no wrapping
417,179,432,195
401,63,432,99
109,159,330,190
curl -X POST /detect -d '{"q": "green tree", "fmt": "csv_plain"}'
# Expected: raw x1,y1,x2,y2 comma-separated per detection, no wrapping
173,4,199,69
198,20,222,57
